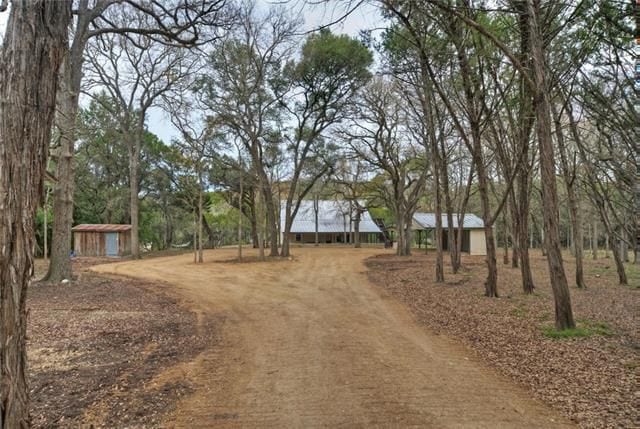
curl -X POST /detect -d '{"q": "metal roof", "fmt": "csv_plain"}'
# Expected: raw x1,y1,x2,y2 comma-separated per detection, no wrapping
71,224,132,232
281,200,382,234
413,213,484,229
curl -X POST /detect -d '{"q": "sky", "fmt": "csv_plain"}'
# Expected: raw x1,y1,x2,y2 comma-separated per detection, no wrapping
0,1,382,144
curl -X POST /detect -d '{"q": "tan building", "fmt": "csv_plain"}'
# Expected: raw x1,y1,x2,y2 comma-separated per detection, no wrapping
412,213,487,256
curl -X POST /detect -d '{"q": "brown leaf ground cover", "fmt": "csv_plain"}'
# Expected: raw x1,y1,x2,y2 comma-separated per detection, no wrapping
27,258,219,428
366,250,639,429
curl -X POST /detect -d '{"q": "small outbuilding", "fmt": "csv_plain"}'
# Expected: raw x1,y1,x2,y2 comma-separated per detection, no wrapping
413,213,487,255
71,224,132,257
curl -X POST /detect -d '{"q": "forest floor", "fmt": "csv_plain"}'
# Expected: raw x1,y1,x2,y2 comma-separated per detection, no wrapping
366,250,639,429
88,247,572,428
28,257,219,428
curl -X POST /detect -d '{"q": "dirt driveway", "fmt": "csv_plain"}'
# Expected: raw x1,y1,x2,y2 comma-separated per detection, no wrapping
93,247,572,428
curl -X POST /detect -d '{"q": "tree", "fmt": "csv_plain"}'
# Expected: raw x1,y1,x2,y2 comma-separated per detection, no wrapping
279,29,373,257
84,14,197,258
343,77,429,257
198,3,299,257
333,158,370,248
46,0,229,282
165,82,221,263
0,1,71,424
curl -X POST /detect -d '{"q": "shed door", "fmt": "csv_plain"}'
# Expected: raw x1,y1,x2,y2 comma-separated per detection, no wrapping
105,233,118,256
462,230,471,253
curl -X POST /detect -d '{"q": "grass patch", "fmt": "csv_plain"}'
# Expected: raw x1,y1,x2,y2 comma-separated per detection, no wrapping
624,263,639,289
541,319,612,339
510,305,528,319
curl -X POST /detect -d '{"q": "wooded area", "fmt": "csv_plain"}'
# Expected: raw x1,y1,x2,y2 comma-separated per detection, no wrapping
0,0,637,426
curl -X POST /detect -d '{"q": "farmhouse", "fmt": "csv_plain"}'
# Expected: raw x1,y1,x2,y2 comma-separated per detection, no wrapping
413,213,487,255
72,224,132,257
281,200,385,245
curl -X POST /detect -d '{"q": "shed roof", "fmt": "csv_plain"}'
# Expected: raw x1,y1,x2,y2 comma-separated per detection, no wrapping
413,213,484,229
72,224,132,232
281,200,382,234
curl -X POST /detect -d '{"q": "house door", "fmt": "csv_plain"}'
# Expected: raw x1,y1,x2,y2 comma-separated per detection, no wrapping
105,233,118,256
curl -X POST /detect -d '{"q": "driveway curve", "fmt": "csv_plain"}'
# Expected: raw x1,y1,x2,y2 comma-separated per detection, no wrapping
93,247,572,428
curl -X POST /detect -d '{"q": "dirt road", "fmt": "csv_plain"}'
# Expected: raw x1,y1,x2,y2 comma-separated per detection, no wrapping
93,247,572,428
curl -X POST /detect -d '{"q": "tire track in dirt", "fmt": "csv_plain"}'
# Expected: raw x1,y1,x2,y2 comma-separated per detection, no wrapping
93,247,574,428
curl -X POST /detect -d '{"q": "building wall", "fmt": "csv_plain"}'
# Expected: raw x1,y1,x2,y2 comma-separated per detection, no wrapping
469,229,487,255
288,232,384,245
73,231,131,257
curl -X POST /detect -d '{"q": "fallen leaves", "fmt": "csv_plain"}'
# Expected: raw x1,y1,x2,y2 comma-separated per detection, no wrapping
27,265,219,428
366,251,639,429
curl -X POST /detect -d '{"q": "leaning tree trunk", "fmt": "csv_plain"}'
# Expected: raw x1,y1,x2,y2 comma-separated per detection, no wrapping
0,1,71,426
470,126,498,297
509,195,520,268
528,0,574,330
553,101,585,289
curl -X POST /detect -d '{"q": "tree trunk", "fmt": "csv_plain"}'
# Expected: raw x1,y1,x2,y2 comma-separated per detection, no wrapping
197,173,204,263
403,213,413,256
354,209,361,248
129,133,141,259
43,188,49,261
44,8,91,282
193,209,197,263
238,166,243,261
528,0,574,329
431,148,444,282
282,210,292,257
515,0,535,293
313,195,319,246
395,209,407,256
0,1,70,426
45,56,79,281
592,220,598,259
552,102,585,289
471,130,498,297
610,234,628,285
518,189,536,293
509,194,519,268
502,208,510,265
263,185,278,257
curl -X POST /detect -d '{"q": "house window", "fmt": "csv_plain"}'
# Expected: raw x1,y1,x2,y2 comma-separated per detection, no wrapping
295,233,302,242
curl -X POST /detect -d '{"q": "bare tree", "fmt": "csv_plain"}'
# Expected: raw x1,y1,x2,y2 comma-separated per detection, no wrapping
0,1,71,424
45,0,229,282
277,30,373,257
199,3,299,257
333,158,370,248
166,89,219,263
344,78,429,257
84,15,197,258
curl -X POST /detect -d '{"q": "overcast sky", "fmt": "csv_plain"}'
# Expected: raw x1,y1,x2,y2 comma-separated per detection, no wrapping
0,1,382,143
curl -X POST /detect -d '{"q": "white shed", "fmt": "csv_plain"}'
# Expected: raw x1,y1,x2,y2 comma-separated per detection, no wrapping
412,213,487,256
